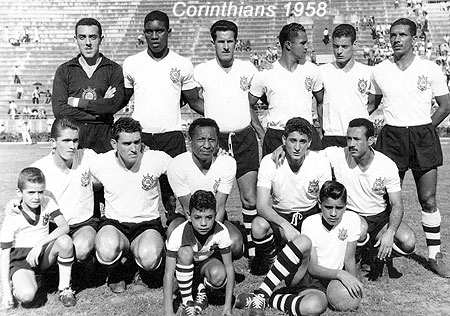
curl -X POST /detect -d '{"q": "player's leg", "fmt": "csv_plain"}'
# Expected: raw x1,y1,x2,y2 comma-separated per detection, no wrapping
413,168,450,277
72,225,96,262
11,269,38,304
166,216,186,240
131,228,164,272
198,258,226,312
224,220,244,260
250,216,277,274
175,246,196,314
270,288,327,316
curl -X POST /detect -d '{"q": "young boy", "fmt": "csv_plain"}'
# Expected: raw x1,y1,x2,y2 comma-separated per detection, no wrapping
164,190,235,316
0,167,76,309
269,181,362,316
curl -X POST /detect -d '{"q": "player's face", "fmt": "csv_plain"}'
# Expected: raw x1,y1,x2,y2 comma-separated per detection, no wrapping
320,197,346,227
19,182,45,211
190,207,216,235
75,25,102,60
333,36,355,66
112,132,142,168
213,30,236,65
144,20,171,55
346,126,374,160
283,131,311,164
191,126,218,164
289,31,308,61
390,24,416,57
52,128,79,162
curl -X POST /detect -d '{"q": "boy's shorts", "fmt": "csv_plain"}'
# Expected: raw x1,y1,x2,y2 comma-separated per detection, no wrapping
9,247,44,279
193,250,224,287
99,217,164,243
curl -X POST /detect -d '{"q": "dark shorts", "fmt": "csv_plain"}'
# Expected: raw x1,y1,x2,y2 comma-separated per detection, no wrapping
141,130,187,157
262,127,322,157
193,250,223,282
79,123,113,154
375,124,443,172
99,217,164,243
68,217,99,236
271,204,320,248
218,125,259,179
9,248,44,279
362,209,390,245
322,135,347,148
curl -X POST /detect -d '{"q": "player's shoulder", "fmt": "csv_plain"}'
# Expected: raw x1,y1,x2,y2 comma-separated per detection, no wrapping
168,50,194,67
77,148,98,161
343,210,360,222
234,59,257,71
323,146,345,158
260,153,277,168
353,61,373,73
124,50,147,64
171,151,191,164
101,55,122,69
302,213,321,228
302,60,319,70
143,149,172,164
214,221,229,234
31,152,52,169
373,149,396,166
215,153,237,167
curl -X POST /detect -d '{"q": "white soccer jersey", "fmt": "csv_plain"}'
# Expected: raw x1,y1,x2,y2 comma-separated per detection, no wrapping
258,151,331,213
194,59,256,133
31,149,96,225
250,60,323,128
320,62,371,136
370,57,449,126
323,146,401,216
1,196,60,249
166,220,232,262
123,50,197,133
90,150,172,223
302,211,361,270
167,152,236,197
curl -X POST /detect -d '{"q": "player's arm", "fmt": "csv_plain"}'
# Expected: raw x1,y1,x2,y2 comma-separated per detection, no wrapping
182,88,204,115
122,87,134,110
431,93,450,127
221,249,235,316
0,248,13,309
163,255,177,316
367,93,383,115
343,241,359,277
215,191,228,223
377,190,404,260
248,92,265,141
257,186,299,242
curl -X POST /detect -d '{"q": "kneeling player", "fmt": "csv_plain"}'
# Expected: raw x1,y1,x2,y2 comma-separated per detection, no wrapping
164,190,235,316
1,168,76,309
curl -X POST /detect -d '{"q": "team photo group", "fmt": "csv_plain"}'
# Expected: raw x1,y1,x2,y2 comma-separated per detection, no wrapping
1,8,450,316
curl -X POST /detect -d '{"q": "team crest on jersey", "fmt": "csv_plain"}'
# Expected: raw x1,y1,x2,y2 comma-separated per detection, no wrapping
417,75,429,91
357,78,368,94
240,76,250,91
82,87,97,100
338,228,348,241
304,76,313,92
307,179,319,194
213,178,221,194
81,171,91,187
170,67,181,84
209,241,219,251
372,177,386,194
42,213,51,226
142,173,157,191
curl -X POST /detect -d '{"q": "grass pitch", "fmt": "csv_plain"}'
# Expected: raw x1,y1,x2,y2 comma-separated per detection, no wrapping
1,142,450,316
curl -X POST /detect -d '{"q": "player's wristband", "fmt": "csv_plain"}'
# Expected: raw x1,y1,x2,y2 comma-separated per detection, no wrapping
73,98,80,108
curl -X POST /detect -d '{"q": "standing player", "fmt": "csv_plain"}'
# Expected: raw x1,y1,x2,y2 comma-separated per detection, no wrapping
318,24,372,148
52,18,124,153
194,20,263,263
123,10,203,222
92,117,171,293
249,22,324,155
369,18,450,277
167,118,243,260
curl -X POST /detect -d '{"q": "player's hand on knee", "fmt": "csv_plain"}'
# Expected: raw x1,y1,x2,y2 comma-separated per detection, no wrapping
271,145,285,168
26,245,42,267
337,270,363,299
104,86,116,99
375,230,395,260
281,222,300,242
4,199,21,216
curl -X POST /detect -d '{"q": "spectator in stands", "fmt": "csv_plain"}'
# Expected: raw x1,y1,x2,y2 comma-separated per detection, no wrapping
323,27,329,45
16,84,23,99
8,100,17,119
136,32,144,47
45,89,52,104
394,0,399,8
13,65,21,84
22,105,30,119
33,27,39,42
19,120,32,144
32,86,40,104
52,17,124,154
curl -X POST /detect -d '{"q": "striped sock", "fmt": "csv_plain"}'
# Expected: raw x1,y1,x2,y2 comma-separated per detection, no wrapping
270,293,304,316
254,234,277,263
421,210,441,259
57,255,74,290
259,241,304,297
242,206,257,258
176,263,194,305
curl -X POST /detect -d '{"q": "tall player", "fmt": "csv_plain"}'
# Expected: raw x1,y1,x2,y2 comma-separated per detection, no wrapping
318,24,372,148
123,10,203,223
194,20,263,265
249,22,324,156
369,18,450,277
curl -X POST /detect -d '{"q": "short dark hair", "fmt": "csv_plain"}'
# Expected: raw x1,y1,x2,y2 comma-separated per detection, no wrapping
75,18,102,37
144,10,170,29
18,167,45,191
279,23,306,48
284,117,313,140
188,118,220,139
332,24,356,43
390,18,417,36
348,118,375,139
50,117,79,139
210,20,238,41
111,117,142,141
319,180,347,204
189,190,216,214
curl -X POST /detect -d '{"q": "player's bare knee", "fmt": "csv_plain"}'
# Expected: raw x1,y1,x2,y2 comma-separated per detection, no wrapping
301,293,328,315
15,287,37,304
419,196,437,213
177,246,194,265
251,216,270,239
136,247,162,270
55,234,73,255
74,237,95,261
359,218,368,241
207,266,226,287
292,234,312,255
241,195,256,210
397,232,416,254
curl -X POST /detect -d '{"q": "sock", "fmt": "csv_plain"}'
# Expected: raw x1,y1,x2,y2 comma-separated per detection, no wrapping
242,206,257,258
259,241,304,297
176,263,194,305
254,234,277,263
270,293,304,316
57,255,74,290
421,210,441,259
204,276,226,290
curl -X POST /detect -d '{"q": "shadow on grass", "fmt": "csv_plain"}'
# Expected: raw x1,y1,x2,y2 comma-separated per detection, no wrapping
408,253,430,271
